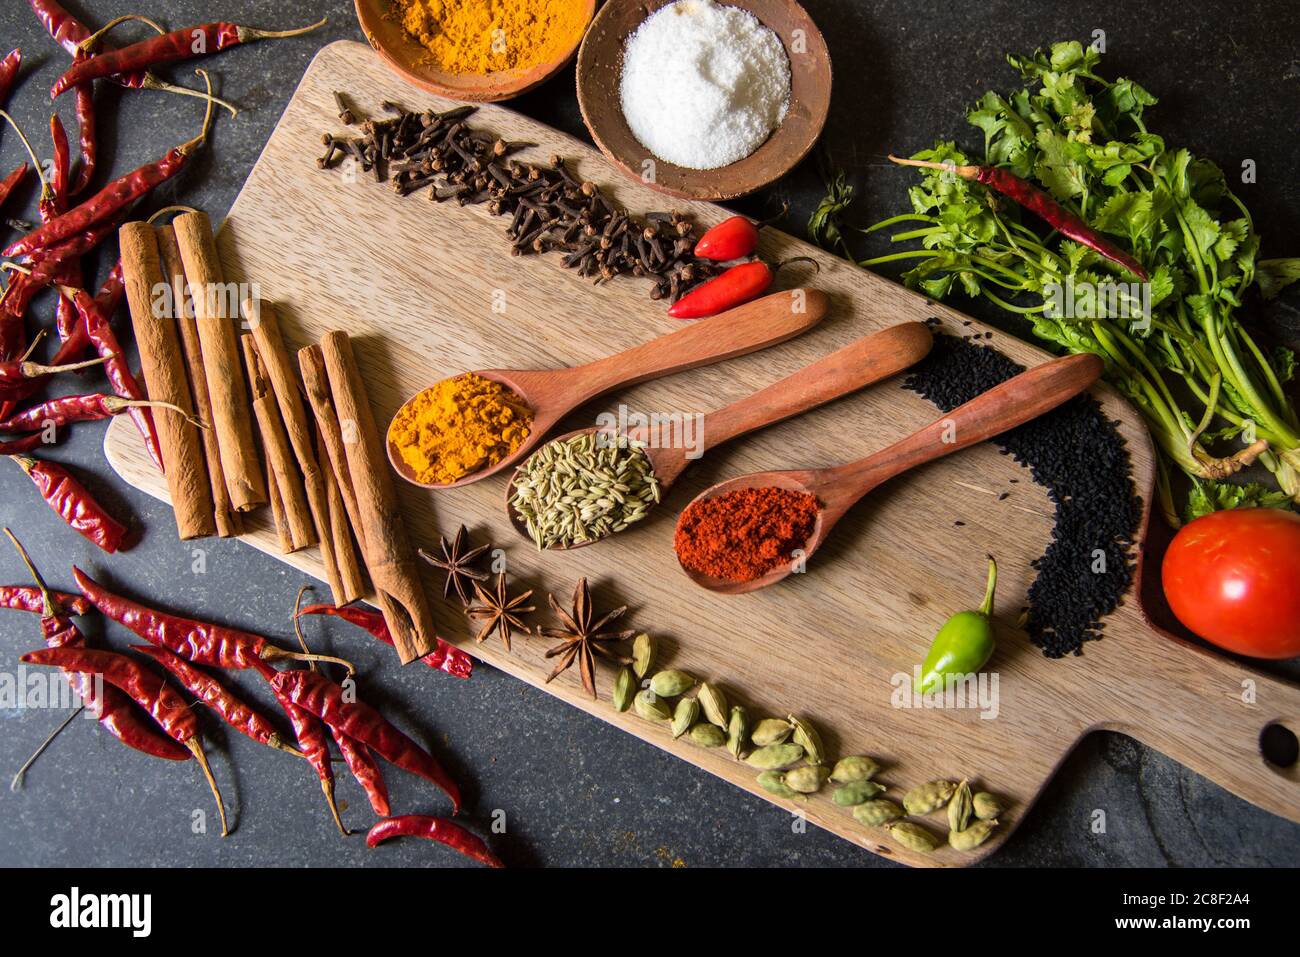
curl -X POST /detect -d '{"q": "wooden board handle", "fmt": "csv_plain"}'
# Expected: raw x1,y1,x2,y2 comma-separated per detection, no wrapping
1098,615,1300,823
568,289,829,404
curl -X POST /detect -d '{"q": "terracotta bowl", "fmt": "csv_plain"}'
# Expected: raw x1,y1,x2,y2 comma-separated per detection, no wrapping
576,0,832,201
354,0,596,102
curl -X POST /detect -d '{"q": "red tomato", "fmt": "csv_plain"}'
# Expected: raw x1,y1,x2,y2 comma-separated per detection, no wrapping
1161,508,1300,658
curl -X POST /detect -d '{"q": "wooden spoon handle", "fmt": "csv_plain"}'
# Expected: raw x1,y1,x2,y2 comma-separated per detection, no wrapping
566,289,828,405
1098,616,1300,823
697,321,933,453
827,353,1104,507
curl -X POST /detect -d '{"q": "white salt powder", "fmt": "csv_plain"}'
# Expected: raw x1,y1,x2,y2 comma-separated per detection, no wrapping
619,0,791,170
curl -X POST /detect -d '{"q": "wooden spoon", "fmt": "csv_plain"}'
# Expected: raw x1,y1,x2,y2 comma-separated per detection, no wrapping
507,321,934,547
677,352,1105,594
388,289,829,489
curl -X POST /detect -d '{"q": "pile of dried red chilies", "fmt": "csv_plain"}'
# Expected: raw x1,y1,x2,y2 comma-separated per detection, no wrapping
3,529,493,863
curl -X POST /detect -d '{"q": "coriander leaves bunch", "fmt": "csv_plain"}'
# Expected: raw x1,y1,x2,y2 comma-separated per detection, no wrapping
831,40,1300,523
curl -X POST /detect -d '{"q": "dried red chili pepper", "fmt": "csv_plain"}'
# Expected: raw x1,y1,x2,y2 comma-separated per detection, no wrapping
31,0,148,85
4,76,217,259
0,434,50,456
366,815,503,868
667,259,816,319
9,455,127,552
49,113,70,204
5,529,189,762
22,645,227,833
0,164,26,212
0,49,20,105
71,567,356,671
51,18,327,97
332,728,391,817
888,155,1149,280
0,585,91,617
3,218,124,318
49,264,123,366
131,644,303,757
693,204,788,262
0,351,108,402
297,604,473,680
266,668,462,812
0,393,192,434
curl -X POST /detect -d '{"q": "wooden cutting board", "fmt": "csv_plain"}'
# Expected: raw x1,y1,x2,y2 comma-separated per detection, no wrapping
105,41,1300,864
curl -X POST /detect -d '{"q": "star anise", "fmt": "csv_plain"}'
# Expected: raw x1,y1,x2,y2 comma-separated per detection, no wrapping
420,525,491,605
540,578,635,700
466,572,534,651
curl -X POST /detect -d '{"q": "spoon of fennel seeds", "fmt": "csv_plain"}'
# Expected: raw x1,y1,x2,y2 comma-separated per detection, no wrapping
675,353,1103,594
506,322,934,549
386,289,828,490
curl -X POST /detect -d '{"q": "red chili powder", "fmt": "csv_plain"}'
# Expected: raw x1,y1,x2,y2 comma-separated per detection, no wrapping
674,487,821,582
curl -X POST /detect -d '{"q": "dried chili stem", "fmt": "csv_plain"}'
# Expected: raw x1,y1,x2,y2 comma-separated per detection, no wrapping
185,737,228,837
11,707,83,792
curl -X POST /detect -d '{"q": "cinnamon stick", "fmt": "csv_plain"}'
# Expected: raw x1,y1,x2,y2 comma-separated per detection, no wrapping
264,455,293,554
173,211,265,512
240,334,314,552
299,344,367,557
318,331,436,664
243,298,362,604
118,222,214,541
156,225,240,538
322,431,367,604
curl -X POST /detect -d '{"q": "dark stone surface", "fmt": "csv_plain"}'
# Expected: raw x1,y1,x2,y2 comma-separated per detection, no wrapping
0,0,1296,868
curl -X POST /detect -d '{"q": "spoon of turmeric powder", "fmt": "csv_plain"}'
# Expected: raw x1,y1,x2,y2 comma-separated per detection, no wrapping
386,289,828,489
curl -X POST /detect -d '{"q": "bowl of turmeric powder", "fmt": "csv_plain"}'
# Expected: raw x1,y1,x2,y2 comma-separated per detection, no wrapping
355,0,596,102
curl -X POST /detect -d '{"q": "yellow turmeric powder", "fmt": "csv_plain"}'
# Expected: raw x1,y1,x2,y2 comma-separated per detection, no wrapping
389,373,533,485
393,0,590,76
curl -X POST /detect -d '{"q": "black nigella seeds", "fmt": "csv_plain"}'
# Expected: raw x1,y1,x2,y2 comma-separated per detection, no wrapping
903,328,1143,658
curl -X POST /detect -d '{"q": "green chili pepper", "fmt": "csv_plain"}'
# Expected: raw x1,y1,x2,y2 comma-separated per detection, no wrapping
915,555,997,694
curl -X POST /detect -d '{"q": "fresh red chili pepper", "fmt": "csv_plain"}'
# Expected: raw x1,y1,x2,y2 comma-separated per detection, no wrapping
0,585,91,616
888,155,1149,280
366,815,503,868
71,566,354,671
0,164,27,212
22,645,227,833
4,88,216,259
0,351,108,402
693,204,787,261
4,529,189,762
297,604,473,680
0,49,20,105
0,393,187,433
131,644,304,757
668,261,774,319
331,727,391,817
266,668,461,812
0,434,50,456
51,18,327,97
10,455,127,552
58,283,162,469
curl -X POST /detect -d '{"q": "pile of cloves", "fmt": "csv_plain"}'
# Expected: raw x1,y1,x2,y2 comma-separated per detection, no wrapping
317,94,721,303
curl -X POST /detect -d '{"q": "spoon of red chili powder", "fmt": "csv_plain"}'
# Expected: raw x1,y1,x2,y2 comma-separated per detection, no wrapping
675,352,1103,594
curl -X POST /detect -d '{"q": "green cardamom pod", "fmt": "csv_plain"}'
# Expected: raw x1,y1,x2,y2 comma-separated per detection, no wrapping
902,779,956,816
633,689,671,721
726,705,748,759
612,667,636,713
852,799,904,826
688,722,726,748
830,755,881,783
832,779,886,806
783,765,830,794
670,697,699,739
756,770,800,800
885,821,939,853
973,791,1002,821
948,779,974,833
697,682,728,728
948,818,997,851
787,714,824,765
632,633,654,679
750,718,793,746
650,669,695,698
744,743,805,770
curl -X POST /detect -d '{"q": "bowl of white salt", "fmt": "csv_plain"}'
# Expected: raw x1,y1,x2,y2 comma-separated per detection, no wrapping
576,0,831,201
